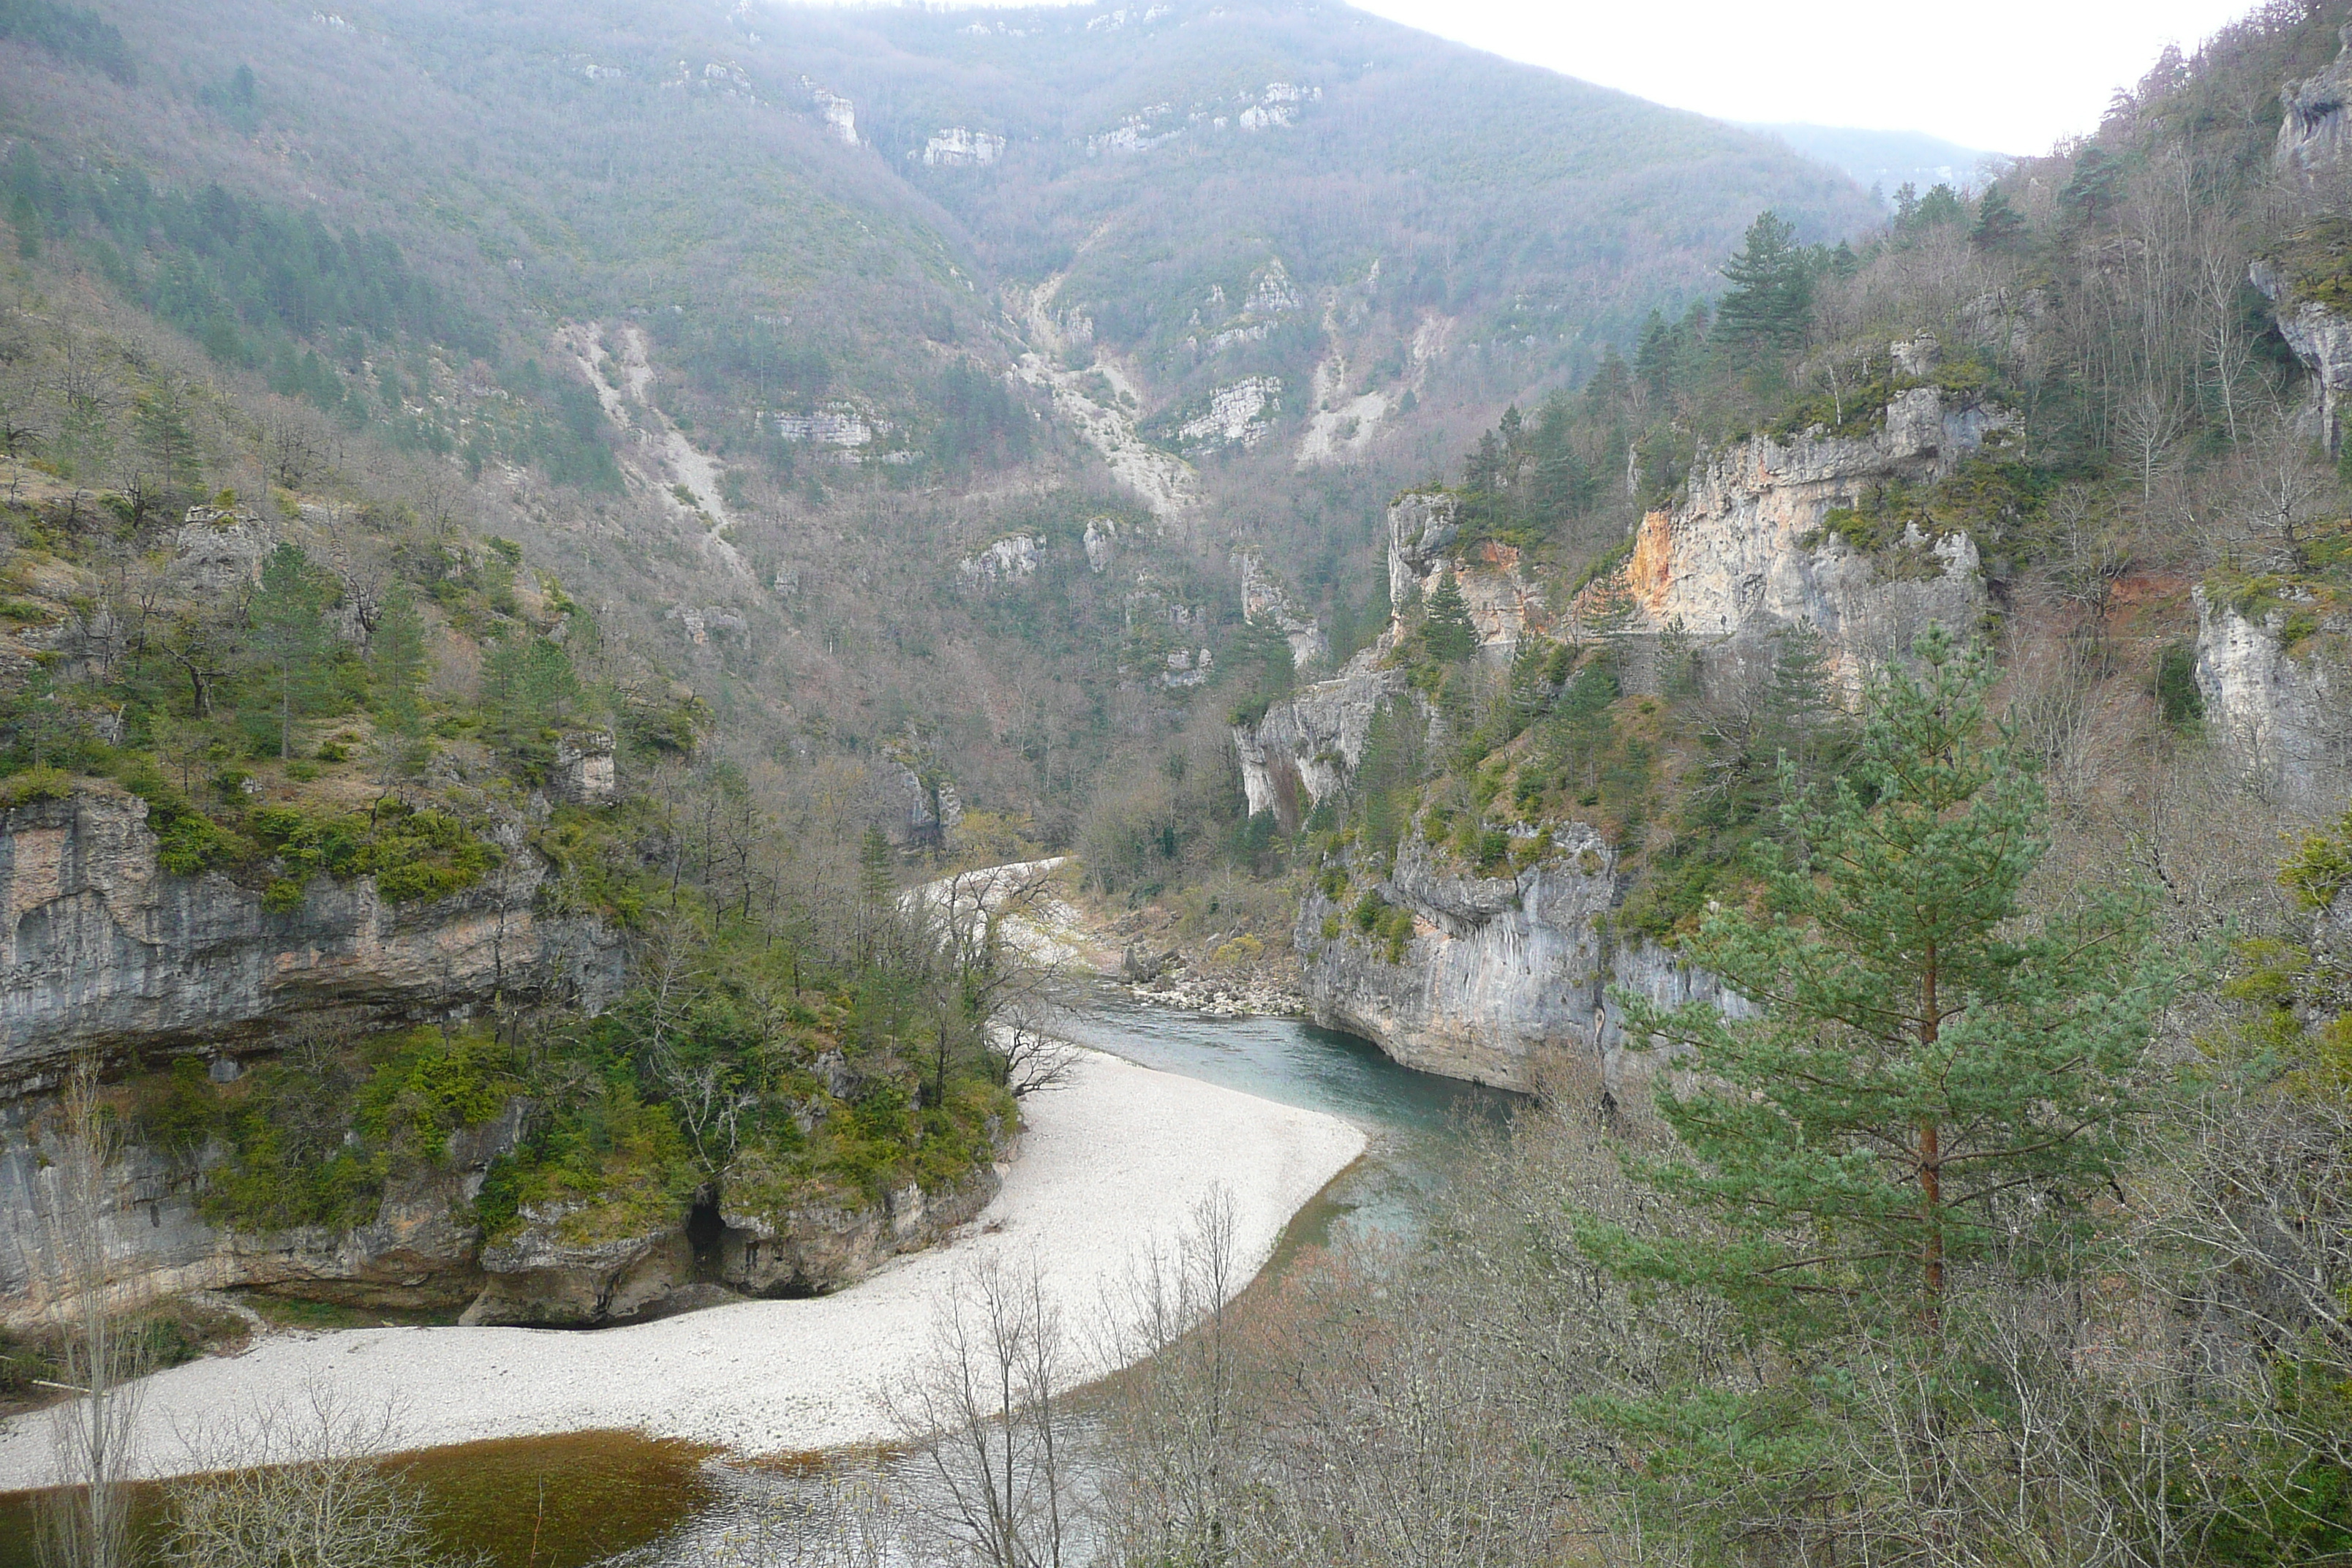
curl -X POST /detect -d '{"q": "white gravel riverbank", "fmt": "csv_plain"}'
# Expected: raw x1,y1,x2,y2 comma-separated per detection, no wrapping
0,1050,1365,1488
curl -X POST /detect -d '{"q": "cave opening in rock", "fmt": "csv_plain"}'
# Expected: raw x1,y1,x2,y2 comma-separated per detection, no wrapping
686,1191,724,1281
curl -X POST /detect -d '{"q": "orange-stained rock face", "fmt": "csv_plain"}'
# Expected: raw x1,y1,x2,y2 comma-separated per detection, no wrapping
1626,510,1675,616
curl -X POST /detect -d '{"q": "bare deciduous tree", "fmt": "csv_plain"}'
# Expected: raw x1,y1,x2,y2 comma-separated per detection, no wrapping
34,1055,148,1568
889,1254,1072,1568
163,1389,478,1568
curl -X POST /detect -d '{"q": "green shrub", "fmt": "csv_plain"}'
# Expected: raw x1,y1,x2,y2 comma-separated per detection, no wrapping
2154,641,2204,727
249,802,500,903
0,765,72,807
125,772,242,876
356,1027,517,1161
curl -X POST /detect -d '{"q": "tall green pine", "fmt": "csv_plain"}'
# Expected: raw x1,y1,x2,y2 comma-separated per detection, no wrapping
1970,184,2028,252
369,584,429,739
1421,567,1477,663
246,543,331,760
1716,210,1813,359
1588,627,2177,1333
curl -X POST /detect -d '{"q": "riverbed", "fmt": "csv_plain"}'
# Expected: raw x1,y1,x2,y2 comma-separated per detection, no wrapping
0,998,1514,1565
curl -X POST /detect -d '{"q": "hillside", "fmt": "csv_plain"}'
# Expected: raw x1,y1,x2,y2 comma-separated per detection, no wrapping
0,0,1884,1349
12,1,2352,1565
0,0,1880,832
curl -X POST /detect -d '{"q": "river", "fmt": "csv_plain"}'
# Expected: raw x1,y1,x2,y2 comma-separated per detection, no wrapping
0,996,1515,1568
610,992,1520,1568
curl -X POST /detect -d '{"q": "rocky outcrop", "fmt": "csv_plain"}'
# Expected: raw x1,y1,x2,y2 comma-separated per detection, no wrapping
1388,491,1548,657
1084,516,1120,573
717,1168,999,1298
1232,650,1410,830
0,785,624,1096
2193,587,2351,813
960,534,1044,587
551,731,618,806
1176,377,1281,451
1234,549,1330,671
921,127,1005,167
1621,385,1999,696
172,507,274,592
1296,824,1746,1094
462,1214,693,1327
2251,259,2352,454
1,1096,527,1330
2278,25,2352,180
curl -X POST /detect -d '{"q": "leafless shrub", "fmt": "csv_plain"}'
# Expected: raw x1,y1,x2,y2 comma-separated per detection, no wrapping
704,1467,905,1568
1091,1191,1242,1568
162,1389,476,1568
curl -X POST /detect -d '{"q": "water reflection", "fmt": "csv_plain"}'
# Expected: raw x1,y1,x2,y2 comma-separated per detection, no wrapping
1055,985,1519,1240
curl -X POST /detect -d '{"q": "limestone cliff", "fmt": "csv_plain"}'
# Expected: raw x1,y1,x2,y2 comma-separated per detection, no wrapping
1232,651,1409,830
2193,588,2351,813
1256,383,2002,1091
0,785,623,1097
1387,491,1548,657
1294,823,1745,1094
1622,385,1997,695
2277,24,2352,181
2250,258,2352,454
1,1096,528,1330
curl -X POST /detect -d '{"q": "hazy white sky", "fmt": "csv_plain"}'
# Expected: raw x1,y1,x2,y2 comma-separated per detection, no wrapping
1340,0,2264,154
834,0,2275,155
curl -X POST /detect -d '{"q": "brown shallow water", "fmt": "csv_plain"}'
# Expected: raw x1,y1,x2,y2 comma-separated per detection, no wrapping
0,1428,715,1568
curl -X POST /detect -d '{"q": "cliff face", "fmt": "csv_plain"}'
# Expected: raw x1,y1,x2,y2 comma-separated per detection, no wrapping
1233,652,1410,830
2277,24,2352,181
0,786,624,1096
1624,385,1998,695
1248,393,2013,1089
2193,589,2351,813
1,1088,1006,1330
1294,824,1746,1094
1388,491,1548,657
0,1096,528,1330
2250,260,2352,454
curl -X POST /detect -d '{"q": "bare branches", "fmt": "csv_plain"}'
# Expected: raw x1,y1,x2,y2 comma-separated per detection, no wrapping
31,1056,149,1568
162,1389,473,1568
887,1254,1072,1568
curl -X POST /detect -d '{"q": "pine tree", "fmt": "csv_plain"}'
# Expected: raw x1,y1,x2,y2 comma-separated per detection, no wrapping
1589,628,2178,1333
1421,567,1477,663
1635,309,1675,405
368,583,429,741
1970,184,2028,252
1581,344,1632,418
132,380,201,498
246,543,330,760
1716,210,1813,359
1758,616,1838,785
483,635,578,745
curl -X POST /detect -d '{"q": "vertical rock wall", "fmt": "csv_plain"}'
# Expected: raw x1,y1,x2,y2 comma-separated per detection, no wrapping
2193,589,2351,813
1295,824,1747,1094
1621,387,1997,697
0,786,623,1096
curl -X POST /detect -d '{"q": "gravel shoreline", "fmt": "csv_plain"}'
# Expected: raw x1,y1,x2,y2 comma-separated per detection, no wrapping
0,1050,1365,1488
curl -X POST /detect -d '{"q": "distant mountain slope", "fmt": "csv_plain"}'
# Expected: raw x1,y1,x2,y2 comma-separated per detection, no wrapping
0,0,1882,831
764,0,1880,402
1746,123,2008,203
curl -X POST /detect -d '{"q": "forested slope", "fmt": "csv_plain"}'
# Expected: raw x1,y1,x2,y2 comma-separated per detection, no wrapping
1087,6,2352,1563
